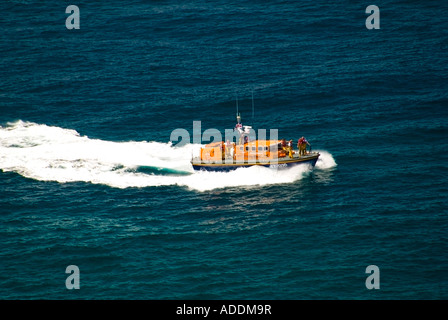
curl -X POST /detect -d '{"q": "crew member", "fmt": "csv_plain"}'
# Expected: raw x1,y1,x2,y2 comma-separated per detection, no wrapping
281,139,287,150
298,136,311,156
225,140,232,158
235,122,243,145
288,140,293,158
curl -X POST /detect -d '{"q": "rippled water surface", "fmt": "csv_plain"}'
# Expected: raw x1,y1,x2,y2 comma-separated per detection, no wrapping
1,1,447,299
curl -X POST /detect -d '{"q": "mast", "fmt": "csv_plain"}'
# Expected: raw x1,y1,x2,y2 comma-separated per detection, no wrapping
236,94,239,115
251,90,254,124
236,94,241,124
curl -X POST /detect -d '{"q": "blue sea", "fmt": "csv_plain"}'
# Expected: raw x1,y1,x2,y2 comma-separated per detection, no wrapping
1,0,447,300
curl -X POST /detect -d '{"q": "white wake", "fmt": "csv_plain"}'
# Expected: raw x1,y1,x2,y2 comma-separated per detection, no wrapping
0,120,336,191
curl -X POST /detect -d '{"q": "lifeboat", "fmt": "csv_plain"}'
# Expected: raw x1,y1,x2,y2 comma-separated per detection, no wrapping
190,116,320,172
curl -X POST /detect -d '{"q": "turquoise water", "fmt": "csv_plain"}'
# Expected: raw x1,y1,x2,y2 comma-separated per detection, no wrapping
1,1,447,299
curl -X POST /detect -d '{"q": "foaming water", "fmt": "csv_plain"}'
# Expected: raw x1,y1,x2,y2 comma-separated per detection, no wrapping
0,121,336,191
314,150,337,170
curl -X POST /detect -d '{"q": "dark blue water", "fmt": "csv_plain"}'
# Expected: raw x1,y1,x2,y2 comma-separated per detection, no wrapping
1,1,447,299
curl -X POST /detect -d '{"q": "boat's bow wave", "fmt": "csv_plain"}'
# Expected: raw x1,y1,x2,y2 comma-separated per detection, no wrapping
0,121,336,191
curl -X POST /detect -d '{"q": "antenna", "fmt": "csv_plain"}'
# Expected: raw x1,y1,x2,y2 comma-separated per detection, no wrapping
251,90,254,121
236,94,241,124
251,89,256,129
236,94,239,114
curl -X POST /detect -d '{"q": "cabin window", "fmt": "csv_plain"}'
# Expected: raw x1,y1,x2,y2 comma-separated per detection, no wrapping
245,147,249,151
252,147,256,151
258,146,263,151
240,147,243,151
265,147,268,150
